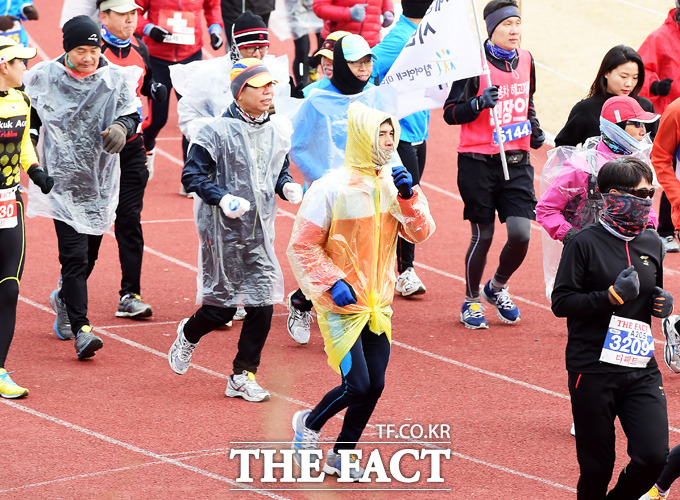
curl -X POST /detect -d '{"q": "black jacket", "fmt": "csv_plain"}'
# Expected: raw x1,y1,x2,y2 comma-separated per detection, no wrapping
554,93,658,147
551,223,663,373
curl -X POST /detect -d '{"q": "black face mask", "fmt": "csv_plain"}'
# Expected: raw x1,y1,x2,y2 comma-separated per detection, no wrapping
330,40,369,95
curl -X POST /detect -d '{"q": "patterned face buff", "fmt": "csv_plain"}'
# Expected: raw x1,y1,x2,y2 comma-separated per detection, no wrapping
600,192,652,237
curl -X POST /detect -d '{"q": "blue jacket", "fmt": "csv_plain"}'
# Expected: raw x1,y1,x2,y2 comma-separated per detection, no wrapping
371,15,429,143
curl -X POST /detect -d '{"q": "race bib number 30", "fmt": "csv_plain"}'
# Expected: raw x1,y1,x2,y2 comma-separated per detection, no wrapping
492,119,531,146
599,315,654,368
159,10,196,45
0,187,17,229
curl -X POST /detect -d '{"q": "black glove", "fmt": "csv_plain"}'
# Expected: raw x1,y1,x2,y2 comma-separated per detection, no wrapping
391,165,413,199
290,76,305,99
27,165,53,194
0,15,15,31
609,265,639,304
210,31,223,50
476,86,498,111
22,5,38,20
150,82,168,103
650,78,673,97
530,128,545,149
101,121,127,154
652,286,674,318
145,25,170,43
563,227,579,244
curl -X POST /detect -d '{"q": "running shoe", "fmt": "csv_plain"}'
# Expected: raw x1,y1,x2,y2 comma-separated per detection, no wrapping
663,315,680,374
641,486,668,499
115,293,153,319
481,280,521,324
168,319,196,375
286,292,312,345
324,449,365,481
74,325,103,360
291,409,321,466
50,288,73,340
233,307,247,321
0,368,28,398
225,370,270,402
663,235,680,254
460,301,488,329
395,267,426,296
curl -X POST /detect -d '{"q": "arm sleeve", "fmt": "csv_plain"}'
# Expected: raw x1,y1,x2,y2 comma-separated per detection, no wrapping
29,105,41,147
528,57,543,140
370,29,405,82
651,103,680,208
381,0,394,14
554,102,588,147
313,0,352,22
136,38,155,98
442,76,480,125
181,143,227,205
114,111,141,139
638,35,661,101
19,93,38,170
275,155,294,199
393,188,436,244
135,0,151,36
203,0,225,29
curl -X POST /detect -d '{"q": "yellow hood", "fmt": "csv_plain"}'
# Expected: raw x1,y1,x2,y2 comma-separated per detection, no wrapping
344,101,401,172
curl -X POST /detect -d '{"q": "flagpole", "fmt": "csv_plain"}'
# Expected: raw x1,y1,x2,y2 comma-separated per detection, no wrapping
469,0,509,181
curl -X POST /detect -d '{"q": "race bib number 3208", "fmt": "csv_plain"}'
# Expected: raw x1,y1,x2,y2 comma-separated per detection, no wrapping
599,315,654,368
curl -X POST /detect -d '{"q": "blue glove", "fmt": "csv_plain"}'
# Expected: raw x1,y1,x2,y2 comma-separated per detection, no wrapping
652,287,674,318
476,86,498,111
392,165,413,199
330,280,357,307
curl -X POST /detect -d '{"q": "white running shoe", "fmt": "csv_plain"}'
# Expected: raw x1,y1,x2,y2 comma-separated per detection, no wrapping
168,319,197,375
395,267,426,296
663,315,680,373
225,370,270,402
233,307,247,321
286,292,312,345
291,409,321,466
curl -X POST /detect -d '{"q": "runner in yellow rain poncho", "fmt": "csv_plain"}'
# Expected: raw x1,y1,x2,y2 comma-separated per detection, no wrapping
287,101,435,479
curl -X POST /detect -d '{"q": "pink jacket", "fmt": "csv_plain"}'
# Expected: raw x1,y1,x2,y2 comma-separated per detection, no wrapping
537,141,658,241
313,0,394,47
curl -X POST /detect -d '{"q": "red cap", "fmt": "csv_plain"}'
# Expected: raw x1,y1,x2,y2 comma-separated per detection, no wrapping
601,95,659,124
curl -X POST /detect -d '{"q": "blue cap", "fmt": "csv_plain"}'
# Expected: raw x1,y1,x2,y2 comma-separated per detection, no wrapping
341,34,376,62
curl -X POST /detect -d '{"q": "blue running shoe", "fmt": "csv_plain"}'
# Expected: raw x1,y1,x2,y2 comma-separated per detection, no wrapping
291,409,321,466
50,289,73,340
481,281,521,324
460,301,488,329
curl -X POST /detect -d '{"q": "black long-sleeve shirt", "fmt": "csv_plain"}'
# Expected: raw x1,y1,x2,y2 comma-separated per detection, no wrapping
182,101,293,205
551,223,663,373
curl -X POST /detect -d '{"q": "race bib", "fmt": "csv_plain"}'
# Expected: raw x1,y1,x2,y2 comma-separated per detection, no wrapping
493,119,532,146
0,187,18,229
158,10,196,45
599,315,654,368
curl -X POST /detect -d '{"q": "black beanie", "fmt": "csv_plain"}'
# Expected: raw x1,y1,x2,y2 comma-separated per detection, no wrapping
232,11,269,49
62,15,101,53
402,0,433,18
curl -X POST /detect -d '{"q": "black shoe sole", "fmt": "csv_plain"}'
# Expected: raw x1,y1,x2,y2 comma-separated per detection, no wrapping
77,338,103,360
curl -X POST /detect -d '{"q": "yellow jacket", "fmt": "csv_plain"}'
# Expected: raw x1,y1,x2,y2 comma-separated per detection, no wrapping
287,102,435,373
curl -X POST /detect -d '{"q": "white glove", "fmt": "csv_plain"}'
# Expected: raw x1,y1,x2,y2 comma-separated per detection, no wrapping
219,194,251,219
283,182,303,204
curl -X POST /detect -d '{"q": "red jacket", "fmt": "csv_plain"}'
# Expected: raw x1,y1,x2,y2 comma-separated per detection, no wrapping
639,9,680,114
652,97,680,229
313,0,394,47
135,0,223,62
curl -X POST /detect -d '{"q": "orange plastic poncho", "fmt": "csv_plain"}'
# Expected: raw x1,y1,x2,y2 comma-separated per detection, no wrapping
287,102,435,373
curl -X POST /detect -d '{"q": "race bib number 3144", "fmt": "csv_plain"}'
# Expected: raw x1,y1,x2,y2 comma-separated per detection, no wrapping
599,315,654,368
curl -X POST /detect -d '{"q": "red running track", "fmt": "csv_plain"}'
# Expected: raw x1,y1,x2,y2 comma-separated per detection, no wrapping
3,2,680,498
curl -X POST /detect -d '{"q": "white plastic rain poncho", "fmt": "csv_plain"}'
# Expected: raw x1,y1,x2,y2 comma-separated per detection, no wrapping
191,114,293,308
269,0,323,40
287,102,435,373
170,54,291,142
289,85,399,185
538,135,654,298
24,58,139,235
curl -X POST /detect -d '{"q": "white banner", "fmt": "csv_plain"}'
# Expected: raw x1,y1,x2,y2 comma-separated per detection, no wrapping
382,0,483,119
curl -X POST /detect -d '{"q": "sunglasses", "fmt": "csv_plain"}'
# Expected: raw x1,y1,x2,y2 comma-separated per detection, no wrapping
625,120,646,129
614,186,656,199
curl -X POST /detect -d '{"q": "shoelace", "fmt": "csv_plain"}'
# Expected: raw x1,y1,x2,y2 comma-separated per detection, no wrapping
178,338,197,362
0,371,16,384
464,303,485,319
494,289,516,310
297,423,321,448
292,308,313,329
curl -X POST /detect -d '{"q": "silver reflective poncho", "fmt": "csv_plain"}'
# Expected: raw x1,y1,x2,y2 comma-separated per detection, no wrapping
24,58,139,235
191,114,293,307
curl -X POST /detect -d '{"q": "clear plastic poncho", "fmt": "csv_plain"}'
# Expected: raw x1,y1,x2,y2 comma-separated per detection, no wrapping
539,135,653,299
289,84,399,185
191,114,293,307
269,0,323,41
24,58,139,235
170,54,291,142
287,102,435,373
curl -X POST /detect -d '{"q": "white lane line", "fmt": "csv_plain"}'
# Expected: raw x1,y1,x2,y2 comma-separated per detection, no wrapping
534,61,589,90
0,400,290,500
612,0,664,16
141,218,193,224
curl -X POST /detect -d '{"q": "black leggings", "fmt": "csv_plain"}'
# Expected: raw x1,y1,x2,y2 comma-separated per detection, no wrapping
656,443,680,491
306,325,391,451
292,32,323,86
183,303,273,374
0,192,24,367
396,140,427,273
464,217,531,299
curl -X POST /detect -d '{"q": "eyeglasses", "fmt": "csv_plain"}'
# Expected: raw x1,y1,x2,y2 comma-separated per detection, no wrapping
241,46,268,56
614,186,656,199
625,120,645,129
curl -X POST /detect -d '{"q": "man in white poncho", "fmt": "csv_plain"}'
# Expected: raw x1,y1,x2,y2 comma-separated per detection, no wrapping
25,15,140,360
167,59,303,402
